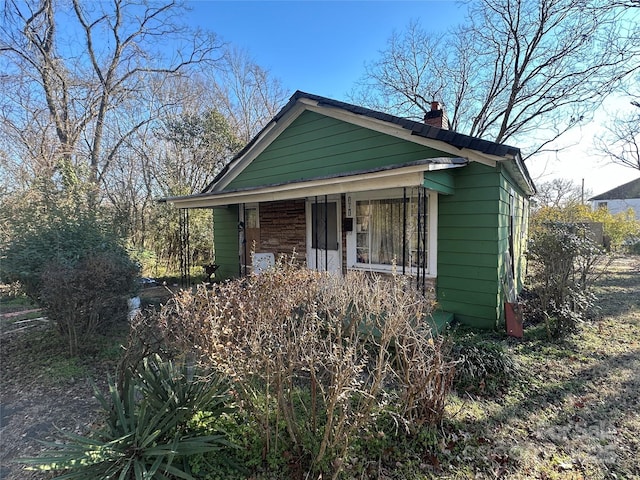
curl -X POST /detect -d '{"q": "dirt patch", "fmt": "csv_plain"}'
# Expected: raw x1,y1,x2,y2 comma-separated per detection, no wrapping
0,382,101,479
0,320,117,480
0,284,178,479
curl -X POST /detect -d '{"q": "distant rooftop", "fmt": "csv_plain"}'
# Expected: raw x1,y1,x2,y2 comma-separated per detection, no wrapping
589,177,640,201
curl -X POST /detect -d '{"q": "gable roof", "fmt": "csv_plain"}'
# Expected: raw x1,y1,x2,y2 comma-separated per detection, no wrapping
204,91,535,195
163,91,536,208
589,177,640,201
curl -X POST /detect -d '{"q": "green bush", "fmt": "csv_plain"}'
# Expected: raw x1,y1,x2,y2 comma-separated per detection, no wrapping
0,212,135,300
526,222,608,338
21,355,237,480
0,179,139,354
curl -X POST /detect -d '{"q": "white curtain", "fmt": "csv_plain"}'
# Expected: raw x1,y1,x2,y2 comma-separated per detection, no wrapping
357,190,425,268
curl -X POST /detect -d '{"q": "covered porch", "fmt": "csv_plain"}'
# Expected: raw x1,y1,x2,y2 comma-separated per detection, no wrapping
169,159,467,302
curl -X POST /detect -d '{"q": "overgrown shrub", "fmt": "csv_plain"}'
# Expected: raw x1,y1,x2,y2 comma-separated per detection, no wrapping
0,178,139,354
124,257,456,479
40,250,139,355
21,355,236,480
526,222,608,338
531,203,640,251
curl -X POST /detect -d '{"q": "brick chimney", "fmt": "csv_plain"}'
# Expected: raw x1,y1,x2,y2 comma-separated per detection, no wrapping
424,101,449,130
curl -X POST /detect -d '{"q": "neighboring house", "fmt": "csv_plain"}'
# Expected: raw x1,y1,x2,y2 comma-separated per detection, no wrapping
166,91,536,329
589,177,640,220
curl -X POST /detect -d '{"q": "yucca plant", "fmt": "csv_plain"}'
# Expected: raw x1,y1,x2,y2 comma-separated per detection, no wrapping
20,355,236,479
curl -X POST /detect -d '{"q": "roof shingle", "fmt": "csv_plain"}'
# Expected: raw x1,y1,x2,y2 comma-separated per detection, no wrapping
589,177,640,200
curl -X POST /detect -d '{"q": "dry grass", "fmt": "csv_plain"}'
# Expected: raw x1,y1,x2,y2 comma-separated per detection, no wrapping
440,255,640,479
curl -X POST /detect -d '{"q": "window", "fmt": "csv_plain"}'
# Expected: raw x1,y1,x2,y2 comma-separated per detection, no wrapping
244,204,259,228
351,188,431,273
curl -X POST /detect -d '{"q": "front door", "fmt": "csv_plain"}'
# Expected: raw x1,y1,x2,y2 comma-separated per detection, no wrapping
307,198,341,274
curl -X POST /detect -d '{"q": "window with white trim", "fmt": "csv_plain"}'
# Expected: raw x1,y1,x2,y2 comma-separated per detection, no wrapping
243,203,259,228
348,188,435,275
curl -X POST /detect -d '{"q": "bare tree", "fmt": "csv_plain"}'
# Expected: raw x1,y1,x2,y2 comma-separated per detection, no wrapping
597,90,640,170
0,67,61,191
211,46,289,143
352,0,640,158
534,178,591,210
0,0,222,193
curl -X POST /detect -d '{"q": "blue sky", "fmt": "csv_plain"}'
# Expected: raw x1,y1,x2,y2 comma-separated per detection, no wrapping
186,1,463,99
184,1,640,194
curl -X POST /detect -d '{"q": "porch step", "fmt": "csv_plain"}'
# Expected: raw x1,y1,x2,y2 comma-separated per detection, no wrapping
429,310,454,335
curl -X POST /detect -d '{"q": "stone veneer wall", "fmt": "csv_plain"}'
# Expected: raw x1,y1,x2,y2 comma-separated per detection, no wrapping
258,199,307,262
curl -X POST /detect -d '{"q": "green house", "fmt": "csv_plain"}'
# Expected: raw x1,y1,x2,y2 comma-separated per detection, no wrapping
167,91,536,330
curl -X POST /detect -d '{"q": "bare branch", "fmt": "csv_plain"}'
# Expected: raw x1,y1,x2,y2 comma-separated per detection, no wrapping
596,95,640,170
1,0,223,192
352,0,640,159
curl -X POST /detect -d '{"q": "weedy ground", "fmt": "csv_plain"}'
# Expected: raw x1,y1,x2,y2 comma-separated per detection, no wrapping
1,258,638,479
438,255,640,479
0,286,172,480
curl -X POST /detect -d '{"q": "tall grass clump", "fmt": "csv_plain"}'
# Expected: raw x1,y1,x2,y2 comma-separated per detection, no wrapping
450,332,521,395
124,256,456,478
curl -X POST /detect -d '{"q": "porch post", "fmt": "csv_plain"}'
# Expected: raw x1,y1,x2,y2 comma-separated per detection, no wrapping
314,196,319,270
417,189,422,289
179,208,191,288
325,194,329,272
242,203,247,276
402,187,407,275
422,187,428,296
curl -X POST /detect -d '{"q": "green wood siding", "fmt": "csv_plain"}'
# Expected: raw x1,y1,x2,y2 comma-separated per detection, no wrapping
224,111,452,190
437,163,502,328
206,108,532,329
423,170,455,194
213,206,239,280
436,162,530,329
497,165,530,296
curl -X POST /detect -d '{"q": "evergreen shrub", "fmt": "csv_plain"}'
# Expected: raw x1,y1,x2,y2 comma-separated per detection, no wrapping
526,222,608,338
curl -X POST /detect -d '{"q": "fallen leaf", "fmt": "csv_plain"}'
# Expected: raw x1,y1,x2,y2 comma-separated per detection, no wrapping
557,461,573,471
